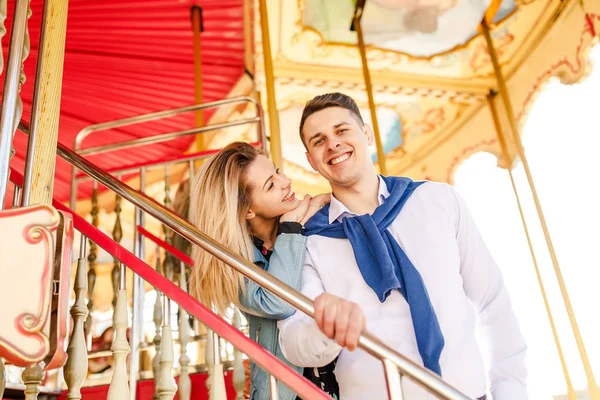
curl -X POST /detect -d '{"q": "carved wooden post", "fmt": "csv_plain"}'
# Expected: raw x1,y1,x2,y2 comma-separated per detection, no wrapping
153,248,163,400
206,326,226,400
162,166,173,280
205,327,213,394
64,234,89,399
107,265,130,399
111,183,123,309
177,261,191,400
0,0,7,72
157,297,176,400
85,182,99,342
0,357,5,399
232,309,245,400
22,363,43,400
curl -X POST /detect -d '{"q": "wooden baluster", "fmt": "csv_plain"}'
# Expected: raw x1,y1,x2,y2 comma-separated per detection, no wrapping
157,297,177,400
153,248,163,400
0,358,5,399
107,264,130,399
12,183,21,207
0,0,7,72
178,261,191,400
206,326,226,400
232,309,245,400
162,166,173,280
64,234,89,399
205,327,213,394
22,363,43,400
85,182,99,342
111,176,123,308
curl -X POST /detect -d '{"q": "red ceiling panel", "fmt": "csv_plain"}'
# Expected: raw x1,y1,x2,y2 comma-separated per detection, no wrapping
2,0,245,202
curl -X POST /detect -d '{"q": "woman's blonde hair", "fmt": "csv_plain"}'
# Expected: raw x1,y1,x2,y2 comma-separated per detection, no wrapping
189,142,259,315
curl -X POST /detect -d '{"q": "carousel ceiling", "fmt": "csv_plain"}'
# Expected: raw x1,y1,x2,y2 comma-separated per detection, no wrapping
2,0,599,204
252,0,600,195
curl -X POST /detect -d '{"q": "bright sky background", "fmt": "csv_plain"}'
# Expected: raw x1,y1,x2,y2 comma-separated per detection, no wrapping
454,44,600,399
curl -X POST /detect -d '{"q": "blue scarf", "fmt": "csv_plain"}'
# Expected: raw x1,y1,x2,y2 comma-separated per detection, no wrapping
304,176,444,375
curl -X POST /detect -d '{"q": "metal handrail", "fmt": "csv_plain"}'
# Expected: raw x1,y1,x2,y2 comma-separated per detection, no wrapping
18,121,471,400
78,117,261,157
74,96,266,153
74,142,261,181
70,96,267,208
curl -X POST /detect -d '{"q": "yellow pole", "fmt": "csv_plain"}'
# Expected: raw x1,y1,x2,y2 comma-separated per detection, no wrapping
21,0,69,205
353,8,387,175
482,19,600,399
487,93,576,400
243,0,254,76
258,0,283,168
191,6,205,152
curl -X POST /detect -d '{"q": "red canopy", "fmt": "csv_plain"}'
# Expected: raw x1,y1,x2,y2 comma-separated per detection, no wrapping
4,0,245,202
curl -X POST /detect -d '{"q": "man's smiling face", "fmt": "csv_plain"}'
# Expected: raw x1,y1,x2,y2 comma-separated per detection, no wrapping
302,106,374,189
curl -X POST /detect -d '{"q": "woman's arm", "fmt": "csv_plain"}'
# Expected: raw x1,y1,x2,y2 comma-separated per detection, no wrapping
240,193,331,319
240,222,307,319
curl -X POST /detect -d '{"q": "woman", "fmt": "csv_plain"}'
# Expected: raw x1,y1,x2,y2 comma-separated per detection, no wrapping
189,142,338,400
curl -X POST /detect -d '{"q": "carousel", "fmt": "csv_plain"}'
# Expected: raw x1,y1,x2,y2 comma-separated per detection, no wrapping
0,0,598,399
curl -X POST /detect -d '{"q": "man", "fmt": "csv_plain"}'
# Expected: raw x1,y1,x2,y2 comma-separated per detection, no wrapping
277,93,527,400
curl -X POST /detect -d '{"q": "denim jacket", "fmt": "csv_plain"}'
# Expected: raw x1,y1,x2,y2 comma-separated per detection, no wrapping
239,232,307,400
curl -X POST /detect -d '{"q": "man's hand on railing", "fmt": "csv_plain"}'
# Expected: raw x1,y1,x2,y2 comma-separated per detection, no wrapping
314,293,366,351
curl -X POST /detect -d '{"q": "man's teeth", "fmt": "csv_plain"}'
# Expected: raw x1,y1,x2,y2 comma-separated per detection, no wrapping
330,153,350,165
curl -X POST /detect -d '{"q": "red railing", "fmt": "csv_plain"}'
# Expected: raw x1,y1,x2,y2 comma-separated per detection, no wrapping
137,225,194,267
9,168,330,400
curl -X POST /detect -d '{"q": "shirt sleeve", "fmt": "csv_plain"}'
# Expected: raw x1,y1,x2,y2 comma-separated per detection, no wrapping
277,249,343,367
451,187,528,400
240,232,307,320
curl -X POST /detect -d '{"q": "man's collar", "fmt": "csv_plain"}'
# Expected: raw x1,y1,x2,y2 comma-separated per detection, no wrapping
328,175,391,224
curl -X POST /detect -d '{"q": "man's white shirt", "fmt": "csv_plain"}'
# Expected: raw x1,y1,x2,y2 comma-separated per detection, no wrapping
277,177,527,400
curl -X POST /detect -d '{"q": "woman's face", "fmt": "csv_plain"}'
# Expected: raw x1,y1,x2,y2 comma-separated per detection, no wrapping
244,155,299,220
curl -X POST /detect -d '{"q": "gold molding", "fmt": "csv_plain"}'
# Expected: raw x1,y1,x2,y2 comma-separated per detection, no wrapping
273,59,493,96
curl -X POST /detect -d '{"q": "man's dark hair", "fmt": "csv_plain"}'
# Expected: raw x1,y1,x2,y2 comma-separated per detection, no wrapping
299,92,364,149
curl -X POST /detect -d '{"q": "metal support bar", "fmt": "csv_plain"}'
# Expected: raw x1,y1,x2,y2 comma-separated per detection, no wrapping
487,93,576,400
129,167,146,400
0,0,30,209
481,19,599,400
257,0,283,168
353,5,387,175
191,5,205,151
243,0,254,76
383,359,404,400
